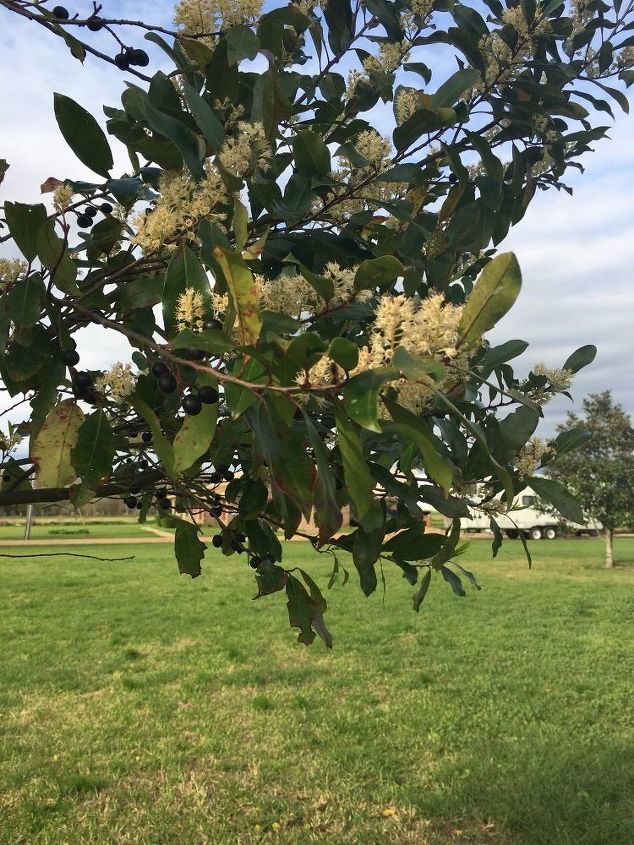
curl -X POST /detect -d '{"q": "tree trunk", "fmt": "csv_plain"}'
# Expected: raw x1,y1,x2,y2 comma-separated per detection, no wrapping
604,528,615,568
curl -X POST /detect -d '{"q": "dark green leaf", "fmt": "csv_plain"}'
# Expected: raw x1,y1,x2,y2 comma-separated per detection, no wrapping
563,344,596,374
53,93,113,178
174,521,206,578
71,410,115,485
383,524,444,560
335,403,374,519
6,274,45,328
431,68,481,107
528,476,584,523
354,256,403,290
4,202,47,262
293,129,331,176
412,567,432,611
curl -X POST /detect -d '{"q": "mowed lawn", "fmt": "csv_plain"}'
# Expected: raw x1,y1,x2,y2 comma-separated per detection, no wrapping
0,521,161,541
0,538,633,845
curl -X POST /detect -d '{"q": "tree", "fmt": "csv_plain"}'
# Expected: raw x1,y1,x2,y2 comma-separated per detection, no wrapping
0,0,632,645
546,392,634,567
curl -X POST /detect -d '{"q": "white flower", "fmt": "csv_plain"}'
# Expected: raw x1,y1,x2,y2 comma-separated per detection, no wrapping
95,363,136,404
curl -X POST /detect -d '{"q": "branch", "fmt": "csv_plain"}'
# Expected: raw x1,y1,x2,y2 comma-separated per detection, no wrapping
0,469,164,507
0,552,135,561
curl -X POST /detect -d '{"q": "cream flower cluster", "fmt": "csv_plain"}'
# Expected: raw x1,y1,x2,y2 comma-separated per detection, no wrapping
53,183,75,213
175,287,206,332
515,437,550,478
132,163,227,254
218,122,271,177
327,130,405,221
298,292,466,413
362,41,411,74
95,363,136,404
521,363,574,405
0,258,27,294
174,0,262,44
477,8,550,91
394,88,428,125
255,262,367,318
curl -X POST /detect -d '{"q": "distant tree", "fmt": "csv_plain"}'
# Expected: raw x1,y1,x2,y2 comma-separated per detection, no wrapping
547,392,634,567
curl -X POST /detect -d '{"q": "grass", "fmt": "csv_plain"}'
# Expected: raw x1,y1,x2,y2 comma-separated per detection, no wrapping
0,537,633,845
0,521,161,541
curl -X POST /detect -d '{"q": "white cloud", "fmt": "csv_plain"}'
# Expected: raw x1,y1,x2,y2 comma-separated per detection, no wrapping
1,4,633,440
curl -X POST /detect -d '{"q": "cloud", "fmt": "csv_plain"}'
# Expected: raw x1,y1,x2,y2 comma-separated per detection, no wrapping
1,4,632,440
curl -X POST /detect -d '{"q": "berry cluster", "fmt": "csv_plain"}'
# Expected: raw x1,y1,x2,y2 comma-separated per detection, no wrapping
150,360,220,417
76,202,112,230
50,6,149,71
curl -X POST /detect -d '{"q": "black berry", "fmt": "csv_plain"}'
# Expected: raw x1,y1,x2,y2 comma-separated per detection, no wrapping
73,371,92,388
84,205,98,218
159,498,171,510
87,17,103,31
156,488,167,499
210,505,222,517
186,347,206,361
129,484,140,495
198,386,219,404
114,51,130,70
100,202,113,214
129,49,150,67
136,500,143,509
151,361,168,378
182,394,202,416
212,534,223,548
141,431,152,443
76,214,92,229
53,6,69,19
138,459,148,470
222,469,235,482
158,373,177,393
210,471,222,484
249,556,262,570
448,172,458,184
125,496,137,509
203,318,223,331
60,349,80,366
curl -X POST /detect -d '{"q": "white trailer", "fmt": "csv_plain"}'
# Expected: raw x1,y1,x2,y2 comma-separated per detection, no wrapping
449,487,601,540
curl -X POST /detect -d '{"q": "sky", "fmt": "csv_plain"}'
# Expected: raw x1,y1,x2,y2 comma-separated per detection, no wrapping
1,1,633,440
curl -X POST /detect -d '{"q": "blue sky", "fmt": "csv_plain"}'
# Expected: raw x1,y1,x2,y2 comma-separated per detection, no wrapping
1,1,632,439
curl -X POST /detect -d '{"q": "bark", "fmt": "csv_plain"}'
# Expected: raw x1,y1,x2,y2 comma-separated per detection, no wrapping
604,527,615,568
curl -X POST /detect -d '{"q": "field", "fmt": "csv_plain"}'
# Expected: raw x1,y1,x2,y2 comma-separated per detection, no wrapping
1,537,633,845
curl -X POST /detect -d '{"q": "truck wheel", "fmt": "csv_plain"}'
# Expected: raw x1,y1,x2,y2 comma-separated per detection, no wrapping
543,526,557,540
528,527,543,540
506,529,519,539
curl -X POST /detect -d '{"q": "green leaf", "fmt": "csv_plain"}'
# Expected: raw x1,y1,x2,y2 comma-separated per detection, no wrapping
458,252,522,347
383,524,444,560
431,68,481,107
354,256,403,290
479,339,529,373
391,347,446,382
550,426,592,457
71,410,115,486
30,400,84,488
174,521,206,578
173,403,217,474
293,128,331,176
303,411,343,545
528,476,584,523
563,344,596,374
393,107,455,152
180,78,225,153
4,202,47,262
352,525,384,595
53,93,113,178
384,398,454,492
335,404,375,519
169,328,234,357
212,247,262,347
6,274,45,328
323,0,353,53
441,565,466,596
36,220,80,295
253,559,288,597
286,574,333,648
225,24,260,64
412,568,432,611
328,337,359,372
130,396,175,479
0,159,8,186
342,367,397,432
162,245,210,337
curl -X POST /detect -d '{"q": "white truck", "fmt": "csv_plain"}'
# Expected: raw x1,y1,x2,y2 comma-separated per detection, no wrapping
448,487,601,540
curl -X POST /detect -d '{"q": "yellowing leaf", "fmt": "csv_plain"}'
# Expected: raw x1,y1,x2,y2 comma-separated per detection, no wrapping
458,252,521,348
30,400,84,488
212,246,262,346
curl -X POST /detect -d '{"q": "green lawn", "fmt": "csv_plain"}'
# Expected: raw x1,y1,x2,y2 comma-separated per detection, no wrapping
1,538,633,845
0,521,160,541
